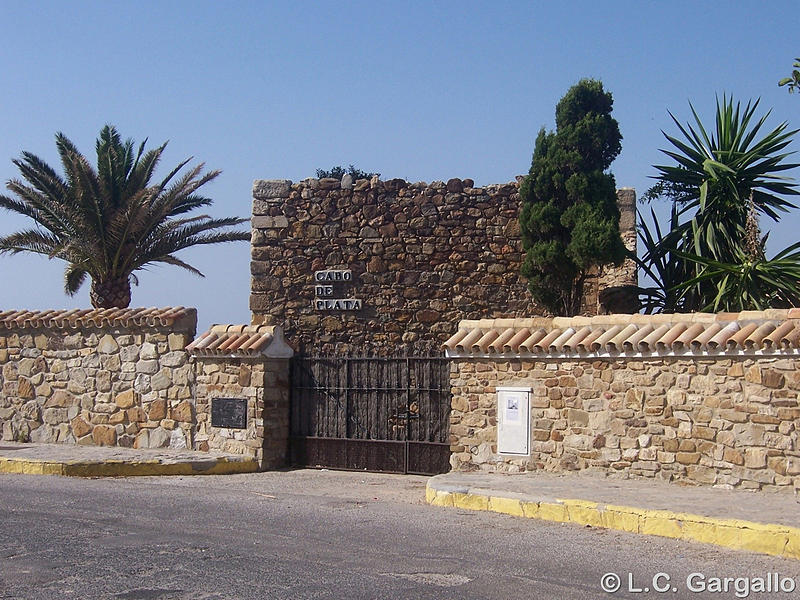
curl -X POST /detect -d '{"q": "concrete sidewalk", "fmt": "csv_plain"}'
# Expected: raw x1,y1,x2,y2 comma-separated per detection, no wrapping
427,470,800,560
0,442,259,477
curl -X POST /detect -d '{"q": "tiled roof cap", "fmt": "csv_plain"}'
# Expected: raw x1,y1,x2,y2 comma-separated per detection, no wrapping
444,309,800,357
187,324,293,358
0,307,195,329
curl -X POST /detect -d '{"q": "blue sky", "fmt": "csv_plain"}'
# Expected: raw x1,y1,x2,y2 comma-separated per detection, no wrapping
1,1,798,333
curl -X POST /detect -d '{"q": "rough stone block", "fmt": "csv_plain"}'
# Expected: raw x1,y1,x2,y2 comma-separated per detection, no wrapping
722,447,744,465
676,452,700,465
136,360,159,374
97,334,119,354
565,408,590,427
70,416,91,438
148,398,168,421
252,215,289,229
169,427,187,449
133,429,149,449
687,465,717,484
168,334,186,351
115,389,136,409
16,378,34,399
253,179,291,200
127,407,147,423
161,351,187,367
148,427,170,448
150,369,172,391
92,425,117,446
42,407,68,425
171,400,194,423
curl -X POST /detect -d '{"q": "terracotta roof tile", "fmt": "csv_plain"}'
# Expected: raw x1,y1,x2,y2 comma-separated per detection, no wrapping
592,325,622,351
764,321,794,349
728,323,757,349
443,310,800,357
187,324,293,358
692,322,721,349
608,324,637,352
563,326,592,352
442,329,469,350
746,322,776,349
536,329,563,353
473,330,499,353
639,324,669,352
577,328,604,353
550,327,576,352
623,324,652,352
488,328,516,353
707,322,740,350
781,324,800,348
673,323,705,350
0,307,195,329
658,323,687,350
455,329,483,352
519,329,547,353
504,328,531,352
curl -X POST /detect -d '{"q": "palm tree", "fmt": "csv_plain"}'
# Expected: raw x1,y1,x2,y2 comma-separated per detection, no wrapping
0,125,250,308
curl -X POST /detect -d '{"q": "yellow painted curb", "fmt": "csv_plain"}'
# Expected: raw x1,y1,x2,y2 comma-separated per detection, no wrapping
452,492,489,511
0,456,259,477
488,496,524,517
425,483,800,561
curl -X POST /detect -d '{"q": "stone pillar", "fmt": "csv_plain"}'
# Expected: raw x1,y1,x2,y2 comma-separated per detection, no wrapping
250,179,292,327
584,187,639,314
188,325,293,469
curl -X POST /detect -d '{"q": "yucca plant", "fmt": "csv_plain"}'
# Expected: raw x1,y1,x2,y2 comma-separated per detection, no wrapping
653,95,799,264
632,205,691,313
0,125,250,308
779,57,800,93
637,96,800,312
675,243,800,312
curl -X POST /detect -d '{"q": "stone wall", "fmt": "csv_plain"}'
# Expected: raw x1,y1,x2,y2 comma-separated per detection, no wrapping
447,312,800,492
193,357,290,468
187,323,293,468
0,308,197,449
249,177,636,355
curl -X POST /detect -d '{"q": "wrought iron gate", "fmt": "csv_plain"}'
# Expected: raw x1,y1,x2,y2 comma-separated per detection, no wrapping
289,356,451,475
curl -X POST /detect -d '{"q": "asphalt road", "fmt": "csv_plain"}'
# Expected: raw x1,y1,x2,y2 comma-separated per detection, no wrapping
1,470,799,600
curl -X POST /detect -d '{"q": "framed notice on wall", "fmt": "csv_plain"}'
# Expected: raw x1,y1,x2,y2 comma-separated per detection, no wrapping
497,387,530,455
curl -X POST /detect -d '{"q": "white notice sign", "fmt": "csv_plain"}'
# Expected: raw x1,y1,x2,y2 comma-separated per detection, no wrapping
505,396,520,423
497,387,530,455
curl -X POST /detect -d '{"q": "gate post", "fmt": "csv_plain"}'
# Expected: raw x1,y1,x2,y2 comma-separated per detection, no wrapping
187,325,293,469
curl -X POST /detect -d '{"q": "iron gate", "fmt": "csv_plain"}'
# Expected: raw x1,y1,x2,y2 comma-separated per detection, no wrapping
289,356,451,475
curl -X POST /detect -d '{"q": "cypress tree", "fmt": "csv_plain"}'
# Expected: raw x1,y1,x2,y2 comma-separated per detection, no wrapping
519,79,627,316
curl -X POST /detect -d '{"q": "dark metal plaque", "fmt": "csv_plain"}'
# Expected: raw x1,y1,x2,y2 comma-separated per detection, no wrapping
211,397,247,429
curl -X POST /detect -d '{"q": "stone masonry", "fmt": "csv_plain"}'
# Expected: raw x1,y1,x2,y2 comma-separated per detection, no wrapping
193,358,290,468
249,177,636,355
188,323,293,468
0,310,197,449
450,355,800,492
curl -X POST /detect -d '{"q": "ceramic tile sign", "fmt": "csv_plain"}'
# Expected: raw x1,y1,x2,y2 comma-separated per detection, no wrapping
497,387,530,455
313,269,362,310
